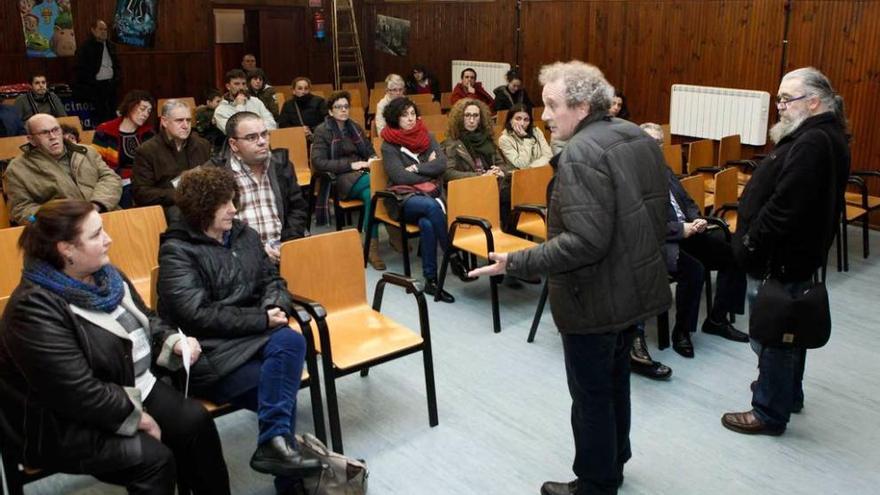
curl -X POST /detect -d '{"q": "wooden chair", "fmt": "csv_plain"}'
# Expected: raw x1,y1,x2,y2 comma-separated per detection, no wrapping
311,83,335,95
275,91,286,109
79,130,95,145
368,90,384,115
349,107,366,131
308,144,365,232
362,159,421,276
680,175,706,215
662,144,684,176
437,175,538,333
838,175,872,272
418,101,442,116
0,136,27,160
711,167,739,232
0,227,25,301
341,83,368,109
156,97,197,118
269,127,311,186
420,114,448,136
279,229,438,453
101,206,167,307
56,115,83,134
0,295,7,317
532,106,544,123
311,90,326,99
440,92,453,112
687,139,715,189
661,124,672,145
0,193,10,229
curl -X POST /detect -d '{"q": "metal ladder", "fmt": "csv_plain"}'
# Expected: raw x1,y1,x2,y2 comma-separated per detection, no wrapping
331,0,366,88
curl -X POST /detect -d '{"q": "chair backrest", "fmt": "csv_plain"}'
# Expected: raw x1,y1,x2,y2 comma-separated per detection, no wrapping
0,296,8,317
418,101,442,116
446,175,500,229
80,130,95,145
0,136,27,161
662,144,684,175
156,97,197,118
713,166,738,210
311,90,326,99
679,175,705,214
101,206,167,285
661,124,672,145
687,139,714,171
56,115,83,134
150,266,159,311
311,83,335,96
369,90,384,115
440,92,453,112
275,91,286,109
717,134,741,166
510,166,554,208
372,137,383,158
0,226,25,299
349,107,366,131
409,93,434,109
369,158,392,218
420,114,448,135
279,229,367,313
373,81,386,92
532,106,544,123
495,109,509,127
340,85,364,109
0,194,10,229
269,127,309,173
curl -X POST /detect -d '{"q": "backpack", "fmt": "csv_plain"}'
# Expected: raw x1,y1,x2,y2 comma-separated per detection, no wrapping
297,433,368,495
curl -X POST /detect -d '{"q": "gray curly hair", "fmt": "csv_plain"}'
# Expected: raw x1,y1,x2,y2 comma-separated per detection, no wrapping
538,61,614,115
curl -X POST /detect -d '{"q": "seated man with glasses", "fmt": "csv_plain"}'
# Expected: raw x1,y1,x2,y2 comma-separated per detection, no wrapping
4,113,122,224
205,111,309,263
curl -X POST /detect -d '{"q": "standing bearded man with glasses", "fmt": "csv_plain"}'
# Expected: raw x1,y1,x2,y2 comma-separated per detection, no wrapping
4,113,122,224
721,67,851,436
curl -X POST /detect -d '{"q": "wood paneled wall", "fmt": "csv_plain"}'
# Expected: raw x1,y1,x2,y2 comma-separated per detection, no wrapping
0,1,213,103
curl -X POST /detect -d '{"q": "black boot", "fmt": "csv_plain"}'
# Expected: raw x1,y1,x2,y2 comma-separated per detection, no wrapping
424,278,455,303
630,335,672,380
250,436,323,478
448,252,477,282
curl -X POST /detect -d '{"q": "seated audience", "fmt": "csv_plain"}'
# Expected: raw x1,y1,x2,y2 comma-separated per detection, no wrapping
311,90,384,269
93,90,156,208
194,88,225,149
132,99,211,210
380,97,470,302
156,167,322,489
14,73,67,122
405,65,441,102
4,114,121,224
278,77,327,136
442,98,513,229
610,91,630,119
241,53,258,73
497,103,552,169
450,68,494,107
642,122,748,359
493,70,532,112
0,103,25,137
374,74,406,135
247,68,279,118
61,123,80,144
0,199,230,494
214,69,277,135
208,111,309,262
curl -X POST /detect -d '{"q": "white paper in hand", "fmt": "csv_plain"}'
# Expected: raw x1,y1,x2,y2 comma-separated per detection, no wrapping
178,329,191,398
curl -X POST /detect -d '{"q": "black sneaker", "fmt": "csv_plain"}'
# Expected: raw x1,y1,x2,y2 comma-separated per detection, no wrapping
424,278,455,303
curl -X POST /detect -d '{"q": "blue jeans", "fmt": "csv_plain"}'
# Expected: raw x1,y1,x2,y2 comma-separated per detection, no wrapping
561,326,635,494
401,195,448,279
747,277,807,428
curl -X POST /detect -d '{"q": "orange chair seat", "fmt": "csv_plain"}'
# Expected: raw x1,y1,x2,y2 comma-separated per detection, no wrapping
516,213,546,240
375,210,420,234
704,193,714,209
846,205,867,222
318,305,424,370
338,199,363,210
737,172,751,186
703,178,715,193
845,192,880,209
452,227,536,258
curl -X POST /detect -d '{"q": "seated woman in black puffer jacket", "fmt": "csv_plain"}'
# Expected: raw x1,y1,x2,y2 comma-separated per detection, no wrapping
0,199,230,494
156,166,321,491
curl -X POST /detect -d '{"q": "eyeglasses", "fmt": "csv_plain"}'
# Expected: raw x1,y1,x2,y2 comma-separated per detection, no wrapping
32,126,62,138
463,113,481,119
775,94,811,108
233,130,269,143
332,104,351,110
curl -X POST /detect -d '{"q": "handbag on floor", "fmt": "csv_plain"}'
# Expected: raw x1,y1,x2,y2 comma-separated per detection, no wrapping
297,433,368,495
749,278,831,349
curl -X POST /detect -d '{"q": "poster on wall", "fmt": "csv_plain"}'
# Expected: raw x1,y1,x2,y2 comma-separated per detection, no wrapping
114,0,158,47
375,15,409,56
19,0,77,58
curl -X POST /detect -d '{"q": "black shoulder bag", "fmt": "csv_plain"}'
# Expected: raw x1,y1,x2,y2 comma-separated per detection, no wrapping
748,131,837,349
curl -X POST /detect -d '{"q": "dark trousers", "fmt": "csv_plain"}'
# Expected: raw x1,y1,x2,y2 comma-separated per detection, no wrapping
401,194,448,279
93,379,230,495
561,326,635,495
673,228,747,332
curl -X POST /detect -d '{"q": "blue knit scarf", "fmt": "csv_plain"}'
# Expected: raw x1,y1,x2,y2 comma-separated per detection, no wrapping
23,260,125,313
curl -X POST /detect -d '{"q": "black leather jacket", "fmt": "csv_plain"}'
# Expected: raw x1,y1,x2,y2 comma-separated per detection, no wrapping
157,219,293,390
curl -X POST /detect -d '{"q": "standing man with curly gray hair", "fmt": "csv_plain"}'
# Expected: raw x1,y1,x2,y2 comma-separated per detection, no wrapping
469,61,671,494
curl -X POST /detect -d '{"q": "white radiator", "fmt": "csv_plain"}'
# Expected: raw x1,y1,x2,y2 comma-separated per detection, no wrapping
670,84,771,146
451,60,510,96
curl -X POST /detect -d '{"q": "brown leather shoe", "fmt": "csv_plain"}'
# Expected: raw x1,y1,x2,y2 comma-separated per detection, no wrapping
721,410,785,436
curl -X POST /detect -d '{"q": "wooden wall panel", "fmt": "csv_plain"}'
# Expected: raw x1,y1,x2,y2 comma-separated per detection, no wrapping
362,0,517,91
786,1,880,175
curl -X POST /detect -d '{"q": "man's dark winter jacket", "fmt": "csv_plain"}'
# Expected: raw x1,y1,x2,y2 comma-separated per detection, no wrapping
157,219,293,390
507,114,672,334
735,112,850,282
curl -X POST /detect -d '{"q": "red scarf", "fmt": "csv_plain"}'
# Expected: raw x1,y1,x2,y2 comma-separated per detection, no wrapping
381,119,431,154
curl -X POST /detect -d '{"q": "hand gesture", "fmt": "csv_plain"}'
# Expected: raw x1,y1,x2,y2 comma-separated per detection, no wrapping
693,218,708,233
683,222,699,238
467,252,508,278
264,242,281,263
234,92,248,106
173,337,202,365
267,307,288,327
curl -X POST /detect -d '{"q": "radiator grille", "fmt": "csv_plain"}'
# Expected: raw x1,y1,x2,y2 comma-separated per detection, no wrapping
670,84,771,146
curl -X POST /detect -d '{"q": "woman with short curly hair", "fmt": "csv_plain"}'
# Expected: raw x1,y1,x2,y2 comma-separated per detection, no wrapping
157,166,321,488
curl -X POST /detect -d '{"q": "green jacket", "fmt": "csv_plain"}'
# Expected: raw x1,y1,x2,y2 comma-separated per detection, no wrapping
4,141,122,224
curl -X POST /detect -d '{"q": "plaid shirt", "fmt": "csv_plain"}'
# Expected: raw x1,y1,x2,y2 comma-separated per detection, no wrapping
230,155,282,245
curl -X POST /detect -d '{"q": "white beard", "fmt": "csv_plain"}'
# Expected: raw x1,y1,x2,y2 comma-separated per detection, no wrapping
769,110,809,144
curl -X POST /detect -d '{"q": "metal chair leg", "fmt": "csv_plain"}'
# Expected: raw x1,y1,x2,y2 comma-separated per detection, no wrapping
490,275,501,333
527,279,549,343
